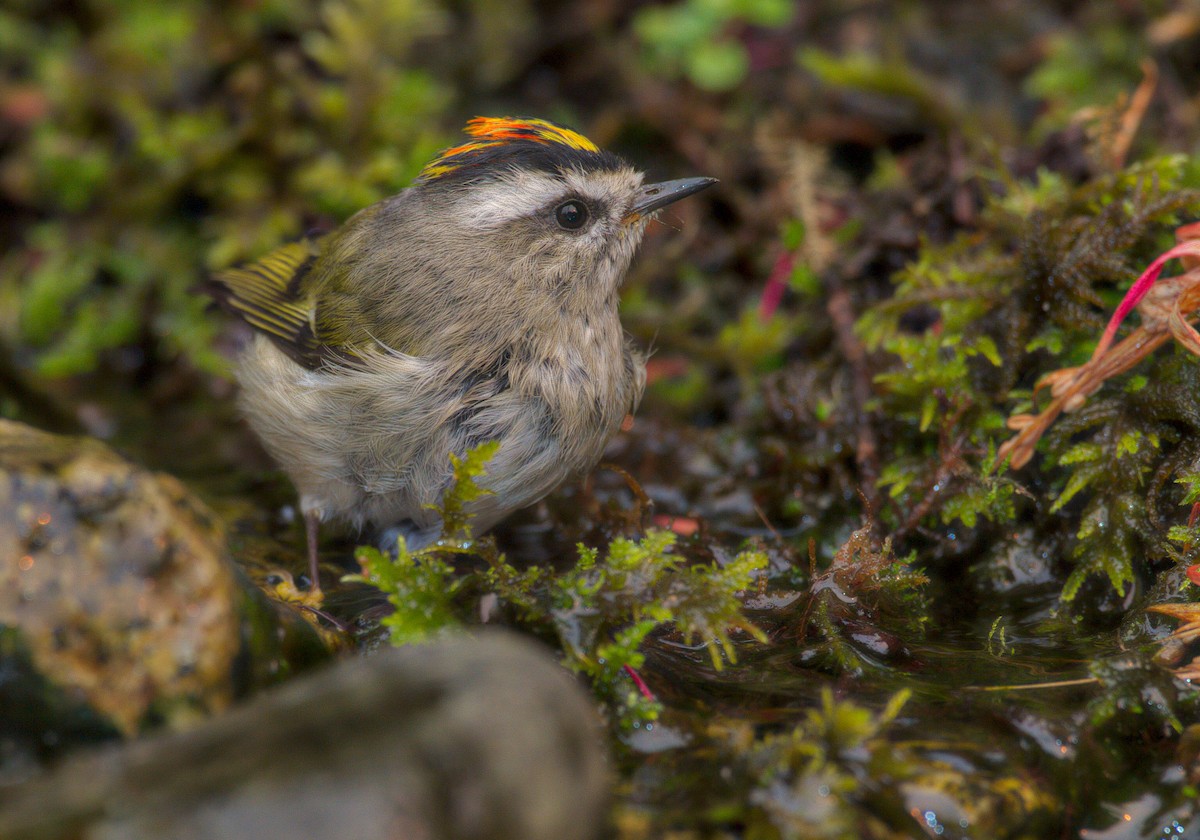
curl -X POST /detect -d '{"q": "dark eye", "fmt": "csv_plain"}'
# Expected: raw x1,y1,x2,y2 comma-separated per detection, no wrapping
554,200,589,230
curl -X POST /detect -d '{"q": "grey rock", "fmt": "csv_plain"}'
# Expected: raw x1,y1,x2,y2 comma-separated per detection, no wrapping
0,630,609,840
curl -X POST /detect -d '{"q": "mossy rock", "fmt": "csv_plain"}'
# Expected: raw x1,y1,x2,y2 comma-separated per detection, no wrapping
0,419,328,757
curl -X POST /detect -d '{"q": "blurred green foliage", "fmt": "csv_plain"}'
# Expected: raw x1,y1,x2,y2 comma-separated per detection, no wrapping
0,0,451,375
633,0,792,91
1026,24,1150,131
798,46,960,132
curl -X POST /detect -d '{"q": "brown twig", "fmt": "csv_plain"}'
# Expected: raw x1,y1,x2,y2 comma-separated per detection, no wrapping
826,282,884,522
895,430,971,543
1109,59,1158,170
598,462,654,532
999,326,1174,468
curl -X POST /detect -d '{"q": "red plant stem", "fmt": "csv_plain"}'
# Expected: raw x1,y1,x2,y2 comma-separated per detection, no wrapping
1186,502,1200,557
623,664,656,701
760,250,793,321
1096,241,1200,358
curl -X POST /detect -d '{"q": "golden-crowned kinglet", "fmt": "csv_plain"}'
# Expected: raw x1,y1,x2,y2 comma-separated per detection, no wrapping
207,117,715,589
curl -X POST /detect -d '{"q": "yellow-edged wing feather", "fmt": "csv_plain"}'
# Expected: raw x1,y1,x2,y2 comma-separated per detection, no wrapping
205,238,335,369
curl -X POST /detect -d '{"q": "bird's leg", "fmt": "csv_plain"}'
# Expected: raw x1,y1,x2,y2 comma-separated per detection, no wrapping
304,509,322,592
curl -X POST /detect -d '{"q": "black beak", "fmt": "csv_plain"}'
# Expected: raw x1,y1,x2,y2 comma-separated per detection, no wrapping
625,176,718,223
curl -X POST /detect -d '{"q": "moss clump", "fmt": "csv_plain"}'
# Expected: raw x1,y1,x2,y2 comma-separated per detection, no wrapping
353,443,769,728
856,155,1200,602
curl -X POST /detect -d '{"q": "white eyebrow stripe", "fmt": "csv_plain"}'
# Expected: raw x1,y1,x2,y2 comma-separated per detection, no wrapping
455,167,643,229
562,167,643,209
458,172,564,228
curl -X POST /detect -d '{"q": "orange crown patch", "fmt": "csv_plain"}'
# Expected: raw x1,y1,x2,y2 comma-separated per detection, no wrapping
419,117,601,181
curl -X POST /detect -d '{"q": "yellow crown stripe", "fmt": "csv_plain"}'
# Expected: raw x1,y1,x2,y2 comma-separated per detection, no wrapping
464,117,599,152
419,117,599,180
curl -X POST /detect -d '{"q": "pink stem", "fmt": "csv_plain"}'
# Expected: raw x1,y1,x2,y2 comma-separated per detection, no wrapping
623,664,656,701
760,251,794,321
1094,240,1200,359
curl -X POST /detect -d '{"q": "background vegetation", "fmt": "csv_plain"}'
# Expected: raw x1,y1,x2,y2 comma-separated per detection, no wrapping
4,0,1200,837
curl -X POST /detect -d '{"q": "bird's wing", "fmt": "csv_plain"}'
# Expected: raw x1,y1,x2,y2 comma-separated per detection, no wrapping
204,236,361,370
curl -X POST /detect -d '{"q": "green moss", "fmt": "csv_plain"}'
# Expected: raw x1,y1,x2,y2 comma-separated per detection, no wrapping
1,0,451,376
633,0,792,91
856,151,1200,602
1025,22,1150,132
742,688,917,839
798,47,959,132
352,443,770,728
348,441,500,645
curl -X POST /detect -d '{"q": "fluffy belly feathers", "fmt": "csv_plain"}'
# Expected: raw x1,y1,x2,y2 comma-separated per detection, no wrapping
236,335,635,537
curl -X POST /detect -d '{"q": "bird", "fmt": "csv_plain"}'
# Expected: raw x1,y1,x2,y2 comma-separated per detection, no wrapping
205,116,716,591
